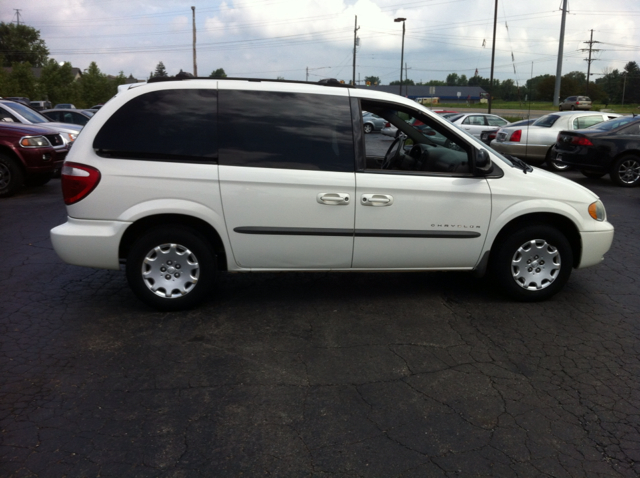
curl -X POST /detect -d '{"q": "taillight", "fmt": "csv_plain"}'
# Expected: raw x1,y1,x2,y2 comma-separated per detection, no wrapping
384,122,391,127
572,136,593,146
61,162,101,205
509,130,522,142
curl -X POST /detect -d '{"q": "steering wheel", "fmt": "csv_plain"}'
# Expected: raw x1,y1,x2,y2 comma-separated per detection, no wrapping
381,134,406,169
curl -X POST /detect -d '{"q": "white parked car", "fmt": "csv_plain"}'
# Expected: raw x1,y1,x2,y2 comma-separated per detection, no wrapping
0,100,81,146
447,113,510,138
491,111,621,171
50,77,614,310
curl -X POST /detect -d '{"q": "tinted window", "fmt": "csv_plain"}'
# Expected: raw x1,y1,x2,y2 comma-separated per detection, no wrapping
589,117,637,131
619,123,640,136
219,90,354,172
93,89,218,162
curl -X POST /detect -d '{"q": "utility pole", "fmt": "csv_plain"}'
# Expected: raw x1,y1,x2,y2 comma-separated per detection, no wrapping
553,0,568,107
394,18,406,96
580,29,600,95
352,16,360,86
13,9,22,26
488,0,498,113
191,6,197,76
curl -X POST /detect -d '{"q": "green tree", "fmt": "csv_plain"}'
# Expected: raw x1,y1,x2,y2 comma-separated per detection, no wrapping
209,68,227,78
5,62,36,98
151,61,168,78
389,79,415,86
446,73,459,86
423,80,446,86
77,62,112,108
0,23,49,67
364,75,380,86
36,59,76,105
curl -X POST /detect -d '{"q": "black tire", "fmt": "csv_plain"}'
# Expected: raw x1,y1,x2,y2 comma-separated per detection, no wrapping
491,225,573,302
0,153,24,198
610,155,640,187
25,172,53,187
546,149,571,172
580,169,606,179
126,226,217,311
570,105,575,111
363,123,373,134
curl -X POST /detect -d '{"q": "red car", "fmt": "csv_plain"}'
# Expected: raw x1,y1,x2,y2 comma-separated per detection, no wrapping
0,122,68,197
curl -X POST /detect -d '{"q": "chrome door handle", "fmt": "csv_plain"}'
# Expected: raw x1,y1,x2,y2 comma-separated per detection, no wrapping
361,194,394,206
317,193,350,205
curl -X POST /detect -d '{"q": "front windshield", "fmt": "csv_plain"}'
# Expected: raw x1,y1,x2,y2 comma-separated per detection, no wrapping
5,102,49,124
532,115,558,128
588,116,637,131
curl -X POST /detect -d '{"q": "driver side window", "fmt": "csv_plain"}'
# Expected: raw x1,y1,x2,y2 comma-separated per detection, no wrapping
360,100,472,175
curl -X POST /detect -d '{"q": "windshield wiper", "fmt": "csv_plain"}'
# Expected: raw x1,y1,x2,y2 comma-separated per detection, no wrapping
505,154,533,174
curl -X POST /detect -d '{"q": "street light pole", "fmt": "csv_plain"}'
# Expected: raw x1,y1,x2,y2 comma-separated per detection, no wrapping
394,18,406,96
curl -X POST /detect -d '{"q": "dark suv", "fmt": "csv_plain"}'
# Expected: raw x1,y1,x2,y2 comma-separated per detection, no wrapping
0,122,68,197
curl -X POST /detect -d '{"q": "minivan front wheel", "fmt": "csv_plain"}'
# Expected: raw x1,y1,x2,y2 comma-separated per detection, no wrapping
126,227,216,310
491,225,573,301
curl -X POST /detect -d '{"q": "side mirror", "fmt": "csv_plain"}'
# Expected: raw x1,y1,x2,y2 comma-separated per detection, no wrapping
474,148,493,175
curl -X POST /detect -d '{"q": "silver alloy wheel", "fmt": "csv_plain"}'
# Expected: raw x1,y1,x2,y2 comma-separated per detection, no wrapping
617,158,640,185
141,243,200,298
551,161,570,171
510,239,561,290
0,162,10,189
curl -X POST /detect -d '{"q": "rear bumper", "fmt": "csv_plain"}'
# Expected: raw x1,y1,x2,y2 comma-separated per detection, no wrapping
552,147,609,171
51,217,130,270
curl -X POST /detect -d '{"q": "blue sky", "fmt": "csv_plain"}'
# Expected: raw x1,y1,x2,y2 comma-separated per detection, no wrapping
4,0,639,84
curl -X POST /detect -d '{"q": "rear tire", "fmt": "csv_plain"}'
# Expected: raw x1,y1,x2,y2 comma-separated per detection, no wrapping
0,153,24,198
491,225,573,301
126,226,217,311
610,155,640,187
363,124,373,134
546,149,571,172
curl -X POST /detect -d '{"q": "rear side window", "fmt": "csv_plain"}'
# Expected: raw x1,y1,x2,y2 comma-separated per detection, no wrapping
219,90,354,172
573,116,603,129
93,89,218,162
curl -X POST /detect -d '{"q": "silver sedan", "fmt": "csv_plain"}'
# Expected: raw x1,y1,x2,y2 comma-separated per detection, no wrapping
491,111,621,171
362,112,386,134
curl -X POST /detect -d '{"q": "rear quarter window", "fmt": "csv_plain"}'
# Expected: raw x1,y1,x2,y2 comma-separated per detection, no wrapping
93,89,218,162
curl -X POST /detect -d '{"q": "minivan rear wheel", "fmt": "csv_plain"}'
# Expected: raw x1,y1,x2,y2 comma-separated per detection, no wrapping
491,225,573,301
126,227,217,310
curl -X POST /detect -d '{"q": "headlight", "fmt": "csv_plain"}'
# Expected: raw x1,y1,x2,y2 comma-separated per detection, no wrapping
588,200,606,221
59,132,78,144
19,135,50,148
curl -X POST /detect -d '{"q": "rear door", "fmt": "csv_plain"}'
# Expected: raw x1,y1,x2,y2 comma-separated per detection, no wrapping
218,85,356,269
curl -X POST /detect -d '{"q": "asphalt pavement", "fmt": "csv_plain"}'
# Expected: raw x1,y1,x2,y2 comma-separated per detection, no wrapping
1,170,639,477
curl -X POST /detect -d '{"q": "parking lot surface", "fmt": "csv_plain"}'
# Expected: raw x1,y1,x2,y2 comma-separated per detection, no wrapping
1,166,639,477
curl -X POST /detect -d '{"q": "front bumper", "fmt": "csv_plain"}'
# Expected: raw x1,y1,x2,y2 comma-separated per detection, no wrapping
578,227,615,269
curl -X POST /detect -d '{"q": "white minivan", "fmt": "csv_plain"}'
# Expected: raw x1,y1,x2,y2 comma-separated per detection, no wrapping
50,77,614,310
